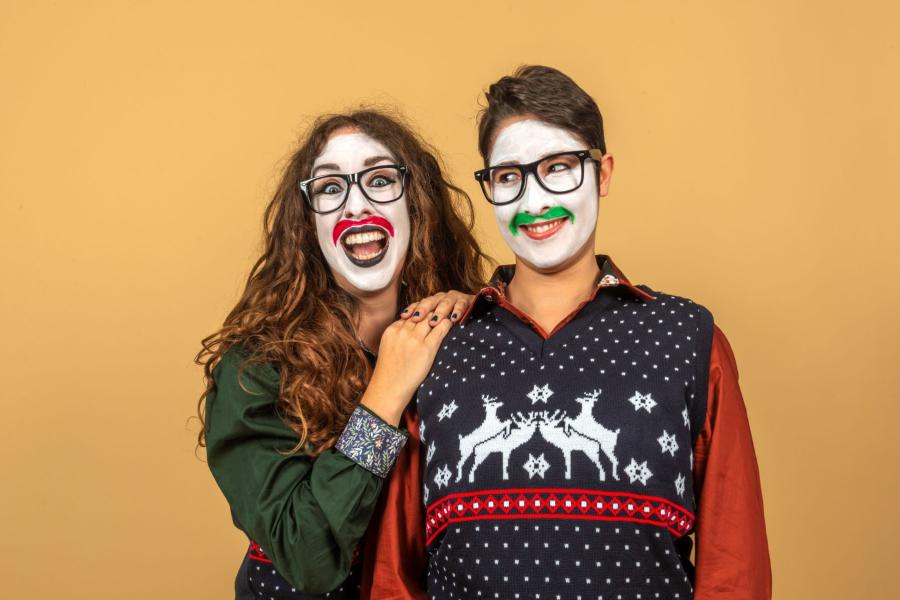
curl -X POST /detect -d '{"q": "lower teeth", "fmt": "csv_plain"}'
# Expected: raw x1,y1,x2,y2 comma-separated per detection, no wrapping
350,248,383,260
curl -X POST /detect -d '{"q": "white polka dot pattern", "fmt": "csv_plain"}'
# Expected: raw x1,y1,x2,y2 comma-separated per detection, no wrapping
427,522,694,599
238,541,362,599
418,284,714,599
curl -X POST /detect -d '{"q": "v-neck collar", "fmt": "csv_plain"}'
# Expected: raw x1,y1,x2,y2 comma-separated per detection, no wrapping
489,287,620,359
459,255,656,348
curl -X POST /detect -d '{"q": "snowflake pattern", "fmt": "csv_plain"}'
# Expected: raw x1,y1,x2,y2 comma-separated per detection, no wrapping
419,419,426,442
437,400,459,421
522,453,551,479
527,384,554,405
628,391,657,413
434,464,452,489
423,484,430,504
412,279,709,600
426,440,436,464
624,458,653,485
657,430,679,457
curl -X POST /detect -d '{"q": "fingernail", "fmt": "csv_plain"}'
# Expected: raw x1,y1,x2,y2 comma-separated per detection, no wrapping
413,311,420,317
451,313,458,320
401,308,409,314
430,315,439,322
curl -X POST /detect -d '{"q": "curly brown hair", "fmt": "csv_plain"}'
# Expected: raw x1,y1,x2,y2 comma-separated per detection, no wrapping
195,109,490,456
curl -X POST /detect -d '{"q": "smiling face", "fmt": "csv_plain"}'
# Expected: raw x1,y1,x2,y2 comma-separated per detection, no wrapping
488,119,603,271
311,130,410,293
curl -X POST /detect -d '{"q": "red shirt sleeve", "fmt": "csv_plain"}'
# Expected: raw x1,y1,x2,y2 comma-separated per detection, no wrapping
360,406,428,600
692,325,772,599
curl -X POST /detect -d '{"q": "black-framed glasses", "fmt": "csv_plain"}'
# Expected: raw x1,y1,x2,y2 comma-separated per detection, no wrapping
473,149,603,205
299,164,408,214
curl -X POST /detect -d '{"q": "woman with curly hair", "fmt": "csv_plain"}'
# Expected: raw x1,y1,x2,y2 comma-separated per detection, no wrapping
195,109,488,599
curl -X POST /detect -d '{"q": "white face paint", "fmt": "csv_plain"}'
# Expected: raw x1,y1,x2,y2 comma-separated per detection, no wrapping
488,120,599,270
311,132,410,293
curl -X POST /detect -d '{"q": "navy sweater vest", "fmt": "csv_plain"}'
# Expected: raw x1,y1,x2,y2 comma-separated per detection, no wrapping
417,286,715,600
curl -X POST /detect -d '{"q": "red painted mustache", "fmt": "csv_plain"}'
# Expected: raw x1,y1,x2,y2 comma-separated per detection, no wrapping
331,216,395,246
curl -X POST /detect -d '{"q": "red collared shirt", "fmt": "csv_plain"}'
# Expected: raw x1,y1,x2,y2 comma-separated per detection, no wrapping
361,256,772,600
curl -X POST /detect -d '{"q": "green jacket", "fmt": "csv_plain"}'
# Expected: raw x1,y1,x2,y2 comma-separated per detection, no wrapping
204,346,407,594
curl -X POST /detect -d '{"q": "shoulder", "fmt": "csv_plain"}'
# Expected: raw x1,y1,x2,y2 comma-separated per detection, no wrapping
633,284,715,327
214,344,281,393
632,284,717,370
207,344,282,430
442,309,496,346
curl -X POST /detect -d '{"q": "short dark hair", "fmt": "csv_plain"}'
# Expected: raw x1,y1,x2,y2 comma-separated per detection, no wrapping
477,65,606,164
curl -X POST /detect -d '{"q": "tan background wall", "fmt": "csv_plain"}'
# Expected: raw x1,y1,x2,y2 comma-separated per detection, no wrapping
2,1,898,598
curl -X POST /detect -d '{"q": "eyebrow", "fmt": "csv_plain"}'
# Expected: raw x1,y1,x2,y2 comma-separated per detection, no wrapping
364,155,395,167
311,162,340,176
311,155,395,177
492,148,581,168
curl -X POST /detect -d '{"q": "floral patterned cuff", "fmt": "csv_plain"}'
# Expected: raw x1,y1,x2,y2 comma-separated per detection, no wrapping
336,405,408,478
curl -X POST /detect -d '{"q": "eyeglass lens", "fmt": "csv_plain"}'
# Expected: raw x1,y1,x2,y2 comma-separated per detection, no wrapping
487,153,585,204
310,166,404,213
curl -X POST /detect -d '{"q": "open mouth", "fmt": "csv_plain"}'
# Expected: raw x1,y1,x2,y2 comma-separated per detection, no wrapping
520,216,568,241
340,225,390,267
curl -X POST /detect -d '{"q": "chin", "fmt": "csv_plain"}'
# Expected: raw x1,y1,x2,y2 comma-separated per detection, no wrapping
342,271,395,293
522,256,572,273
511,236,573,271
338,253,403,294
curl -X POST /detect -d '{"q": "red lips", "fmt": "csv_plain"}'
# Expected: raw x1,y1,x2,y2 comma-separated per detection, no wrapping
332,216,395,246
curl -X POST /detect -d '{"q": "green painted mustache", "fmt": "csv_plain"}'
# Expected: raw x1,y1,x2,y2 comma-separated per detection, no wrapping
508,206,576,236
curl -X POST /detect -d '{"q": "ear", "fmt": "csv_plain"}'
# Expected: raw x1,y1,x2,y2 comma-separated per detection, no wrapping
598,154,615,198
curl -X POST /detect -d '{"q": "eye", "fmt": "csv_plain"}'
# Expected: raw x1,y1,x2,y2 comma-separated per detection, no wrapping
364,167,400,189
368,174,395,187
313,178,345,195
492,168,521,186
540,153,581,179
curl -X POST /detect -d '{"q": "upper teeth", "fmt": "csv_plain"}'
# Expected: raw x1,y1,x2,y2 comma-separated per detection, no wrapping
526,220,562,234
344,230,386,245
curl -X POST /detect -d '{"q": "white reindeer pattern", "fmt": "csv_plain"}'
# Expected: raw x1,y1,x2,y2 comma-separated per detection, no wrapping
451,390,622,483
465,412,539,482
455,395,510,483
536,389,621,481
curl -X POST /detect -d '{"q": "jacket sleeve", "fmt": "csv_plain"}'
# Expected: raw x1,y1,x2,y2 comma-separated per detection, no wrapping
361,407,428,600
205,347,407,594
692,325,772,599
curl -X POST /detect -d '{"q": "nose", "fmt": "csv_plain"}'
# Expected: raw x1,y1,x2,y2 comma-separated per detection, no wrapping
519,172,552,216
342,181,371,219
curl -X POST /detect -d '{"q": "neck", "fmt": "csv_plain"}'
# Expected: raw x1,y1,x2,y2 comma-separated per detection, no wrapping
337,272,401,352
506,242,600,334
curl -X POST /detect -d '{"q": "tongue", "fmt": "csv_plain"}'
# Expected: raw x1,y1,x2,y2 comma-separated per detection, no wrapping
350,240,384,257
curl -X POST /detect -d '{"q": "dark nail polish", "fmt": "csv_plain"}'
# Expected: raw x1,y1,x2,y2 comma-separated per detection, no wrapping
451,313,458,320
413,311,420,317
401,308,409,314
430,315,439,322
